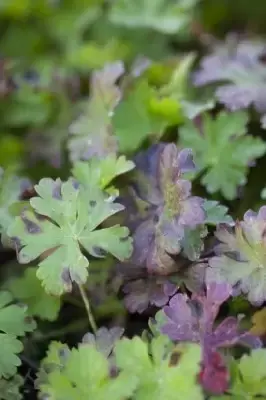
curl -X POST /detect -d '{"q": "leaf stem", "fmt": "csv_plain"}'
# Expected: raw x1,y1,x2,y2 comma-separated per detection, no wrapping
78,284,97,334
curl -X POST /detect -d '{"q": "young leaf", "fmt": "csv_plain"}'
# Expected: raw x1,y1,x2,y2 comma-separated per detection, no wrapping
8,178,132,295
109,0,198,34
0,291,36,379
8,268,61,321
179,111,266,199
209,206,266,305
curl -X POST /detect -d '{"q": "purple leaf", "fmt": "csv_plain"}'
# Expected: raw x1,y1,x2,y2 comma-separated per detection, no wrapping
161,281,261,361
130,143,205,272
209,206,266,305
123,277,177,314
193,38,266,125
82,326,124,357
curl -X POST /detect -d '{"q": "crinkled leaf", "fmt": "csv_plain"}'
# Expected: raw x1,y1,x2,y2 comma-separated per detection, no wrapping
8,178,132,295
209,206,266,305
109,0,198,34
179,110,266,199
8,268,61,321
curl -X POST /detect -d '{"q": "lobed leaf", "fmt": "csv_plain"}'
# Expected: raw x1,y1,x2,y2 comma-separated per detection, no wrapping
8,178,132,295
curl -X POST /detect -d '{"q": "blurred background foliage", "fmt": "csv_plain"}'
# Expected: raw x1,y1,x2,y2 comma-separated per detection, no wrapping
1,0,266,209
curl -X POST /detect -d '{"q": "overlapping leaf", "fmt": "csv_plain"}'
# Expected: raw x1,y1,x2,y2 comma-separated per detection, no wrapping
179,110,266,199
7,178,132,295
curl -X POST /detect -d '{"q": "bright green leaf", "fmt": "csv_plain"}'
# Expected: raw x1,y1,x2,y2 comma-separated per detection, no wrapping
179,110,266,199
113,80,166,152
0,291,35,379
8,178,132,295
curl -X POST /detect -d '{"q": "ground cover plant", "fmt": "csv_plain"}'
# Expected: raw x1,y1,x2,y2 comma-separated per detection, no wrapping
2,0,266,398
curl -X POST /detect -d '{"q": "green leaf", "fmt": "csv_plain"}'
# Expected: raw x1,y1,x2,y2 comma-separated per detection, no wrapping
109,0,198,34
179,110,266,199
115,337,204,400
181,225,208,261
68,62,124,162
72,155,135,191
0,291,36,378
38,341,137,400
203,200,234,225
218,349,266,399
8,268,61,321
8,178,132,295
0,374,23,400
46,0,103,47
113,80,165,153
0,168,29,238
2,84,52,127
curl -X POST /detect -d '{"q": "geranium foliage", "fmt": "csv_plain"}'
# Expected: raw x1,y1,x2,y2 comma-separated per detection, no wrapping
1,1,266,398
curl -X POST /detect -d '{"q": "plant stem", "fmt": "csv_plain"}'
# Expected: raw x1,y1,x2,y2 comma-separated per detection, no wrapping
78,284,97,334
